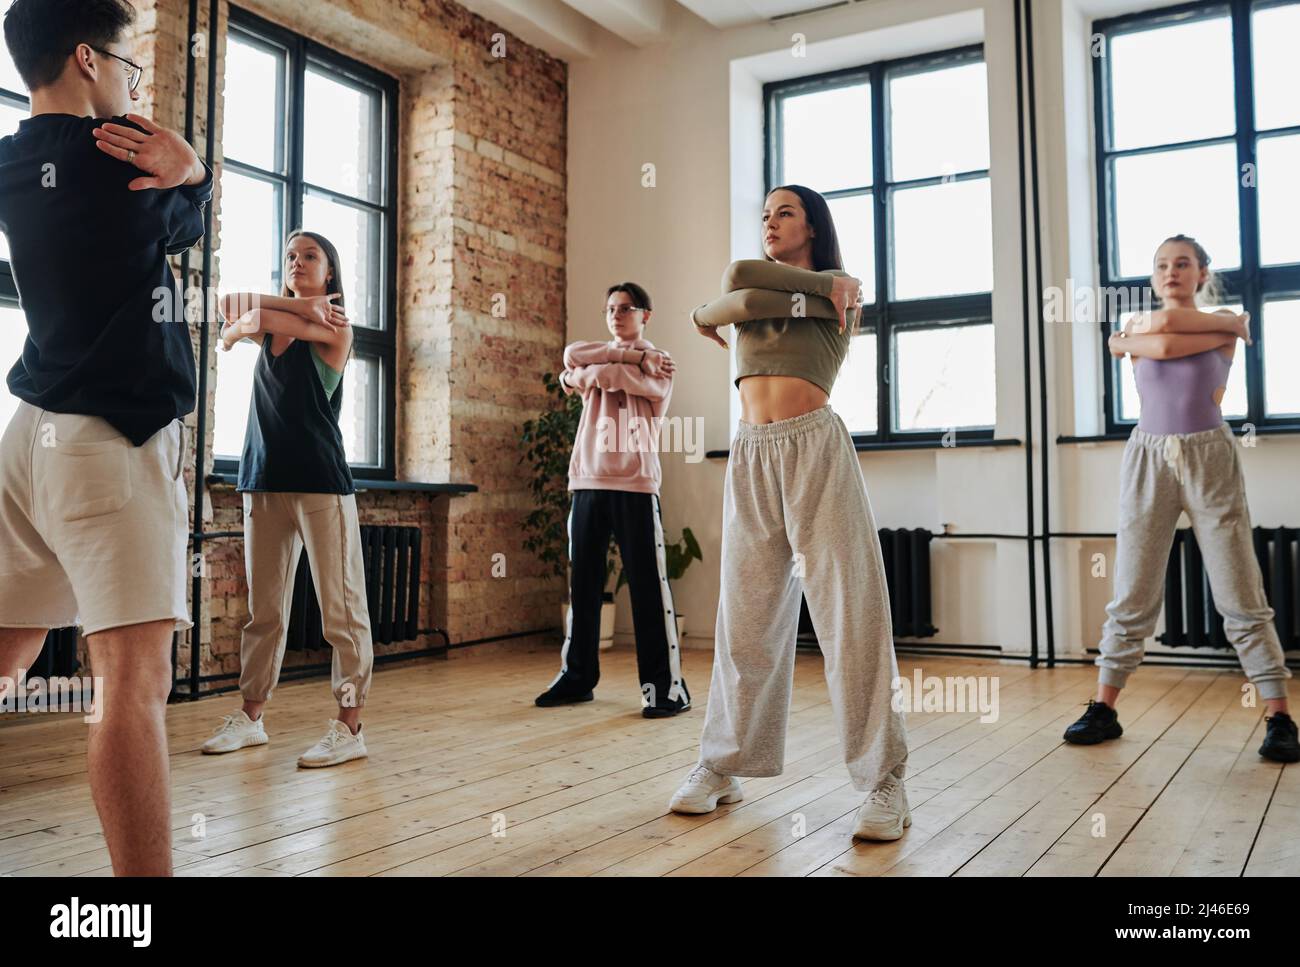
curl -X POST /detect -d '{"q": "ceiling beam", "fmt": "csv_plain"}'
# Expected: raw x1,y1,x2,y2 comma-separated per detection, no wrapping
455,0,598,60
558,0,670,46
672,0,765,30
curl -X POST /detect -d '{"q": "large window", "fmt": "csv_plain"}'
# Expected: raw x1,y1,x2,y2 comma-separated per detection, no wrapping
765,46,995,443
0,44,30,429
1095,0,1300,431
215,7,398,477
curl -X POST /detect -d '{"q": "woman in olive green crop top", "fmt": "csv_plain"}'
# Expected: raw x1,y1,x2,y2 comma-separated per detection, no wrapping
669,186,912,841
690,255,860,403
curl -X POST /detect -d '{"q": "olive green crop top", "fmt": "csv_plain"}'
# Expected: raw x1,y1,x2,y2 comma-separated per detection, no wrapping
689,259,860,396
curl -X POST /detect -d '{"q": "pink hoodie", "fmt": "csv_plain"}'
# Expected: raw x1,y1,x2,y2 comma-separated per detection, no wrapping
560,337,672,495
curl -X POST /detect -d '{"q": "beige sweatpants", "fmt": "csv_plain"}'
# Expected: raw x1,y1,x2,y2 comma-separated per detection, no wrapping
698,405,909,792
239,491,374,708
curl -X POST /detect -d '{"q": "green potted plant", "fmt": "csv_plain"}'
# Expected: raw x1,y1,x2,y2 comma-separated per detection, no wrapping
519,372,618,648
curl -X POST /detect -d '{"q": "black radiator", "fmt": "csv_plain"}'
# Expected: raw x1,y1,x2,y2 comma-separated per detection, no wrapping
1159,526,1298,650
286,524,423,651
798,527,937,643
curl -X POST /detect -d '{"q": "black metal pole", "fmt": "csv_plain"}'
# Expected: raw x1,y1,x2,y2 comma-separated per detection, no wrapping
1013,0,1041,668
1024,0,1057,668
175,0,200,702
187,0,219,700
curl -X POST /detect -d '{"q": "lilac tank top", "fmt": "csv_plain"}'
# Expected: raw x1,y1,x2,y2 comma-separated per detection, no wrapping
1134,349,1232,435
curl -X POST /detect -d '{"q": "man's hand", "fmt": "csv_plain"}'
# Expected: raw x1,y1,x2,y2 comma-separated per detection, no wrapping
641,350,675,378
92,113,205,191
1108,331,1128,359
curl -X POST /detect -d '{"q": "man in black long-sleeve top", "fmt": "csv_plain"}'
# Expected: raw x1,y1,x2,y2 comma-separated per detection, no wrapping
0,0,213,877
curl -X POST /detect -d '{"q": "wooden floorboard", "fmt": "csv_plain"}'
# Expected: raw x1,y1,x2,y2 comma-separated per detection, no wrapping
0,642,1290,876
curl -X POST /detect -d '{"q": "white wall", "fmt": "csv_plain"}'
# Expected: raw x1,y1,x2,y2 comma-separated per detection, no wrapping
565,0,1300,661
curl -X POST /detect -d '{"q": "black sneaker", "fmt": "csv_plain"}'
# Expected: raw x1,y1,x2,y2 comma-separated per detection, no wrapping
1063,699,1123,745
1259,712,1300,763
534,688,594,708
642,697,691,719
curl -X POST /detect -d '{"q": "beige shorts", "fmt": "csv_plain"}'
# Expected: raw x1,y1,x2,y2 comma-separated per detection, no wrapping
0,400,192,636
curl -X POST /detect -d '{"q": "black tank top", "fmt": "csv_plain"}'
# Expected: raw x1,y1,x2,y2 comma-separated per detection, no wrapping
236,336,354,494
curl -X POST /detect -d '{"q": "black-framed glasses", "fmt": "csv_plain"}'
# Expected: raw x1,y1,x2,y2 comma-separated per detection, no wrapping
606,305,645,317
90,46,143,93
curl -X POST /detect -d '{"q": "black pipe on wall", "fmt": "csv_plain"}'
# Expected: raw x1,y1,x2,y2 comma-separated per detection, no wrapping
1013,0,1041,668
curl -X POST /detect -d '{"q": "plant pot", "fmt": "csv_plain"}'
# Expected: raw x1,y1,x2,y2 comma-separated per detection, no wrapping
561,602,617,651
675,613,686,643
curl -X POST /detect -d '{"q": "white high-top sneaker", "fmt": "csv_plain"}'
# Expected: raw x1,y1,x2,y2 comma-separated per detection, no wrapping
852,772,911,841
200,710,268,754
297,719,368,768
669,764,744,814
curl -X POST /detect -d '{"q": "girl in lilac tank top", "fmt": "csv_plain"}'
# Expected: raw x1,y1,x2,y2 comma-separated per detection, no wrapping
1065,235,1298,763
1132,345,1233,435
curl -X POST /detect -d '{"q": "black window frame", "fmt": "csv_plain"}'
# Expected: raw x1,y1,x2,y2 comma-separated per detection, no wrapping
0,64,29,306
764,44,995,445
1094,0,1300,434
215,5,400,479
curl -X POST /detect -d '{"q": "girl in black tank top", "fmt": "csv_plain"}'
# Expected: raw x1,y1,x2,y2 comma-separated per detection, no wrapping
208,230,375,768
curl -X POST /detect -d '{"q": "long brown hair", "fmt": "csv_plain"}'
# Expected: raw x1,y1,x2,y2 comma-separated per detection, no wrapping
765,184,846,272
281,230,352,394
765,184,856,331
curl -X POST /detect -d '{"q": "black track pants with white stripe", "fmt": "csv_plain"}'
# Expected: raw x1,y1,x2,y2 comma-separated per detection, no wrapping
549,489,689,709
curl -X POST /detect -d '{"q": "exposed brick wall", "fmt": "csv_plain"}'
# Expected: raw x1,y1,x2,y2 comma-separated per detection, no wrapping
442,17,568,640
114,0,567,688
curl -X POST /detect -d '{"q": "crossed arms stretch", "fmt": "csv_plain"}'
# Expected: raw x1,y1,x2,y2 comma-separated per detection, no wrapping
689,259,859,332
560,343,672,402
1109,307,1249,360
217,293,350,351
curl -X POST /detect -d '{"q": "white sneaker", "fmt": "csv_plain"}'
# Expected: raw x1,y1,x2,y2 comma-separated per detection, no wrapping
297,719,368,768
200,710,268,754
852,772,911,841
669,764,744,814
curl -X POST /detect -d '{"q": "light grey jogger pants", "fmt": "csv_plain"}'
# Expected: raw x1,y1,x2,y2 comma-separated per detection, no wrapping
1097,423,1291,700
698,405,909,792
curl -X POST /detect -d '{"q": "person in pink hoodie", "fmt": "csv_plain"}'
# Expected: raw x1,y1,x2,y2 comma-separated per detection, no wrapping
535,282,692,718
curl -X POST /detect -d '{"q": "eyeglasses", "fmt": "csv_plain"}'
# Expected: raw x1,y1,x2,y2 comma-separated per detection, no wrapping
606,305,645,317
90,46,143,93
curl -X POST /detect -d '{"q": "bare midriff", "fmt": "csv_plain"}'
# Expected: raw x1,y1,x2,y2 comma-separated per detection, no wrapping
738,374,829,424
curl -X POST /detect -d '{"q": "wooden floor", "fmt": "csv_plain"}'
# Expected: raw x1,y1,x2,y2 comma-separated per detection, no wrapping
0,642,1295,876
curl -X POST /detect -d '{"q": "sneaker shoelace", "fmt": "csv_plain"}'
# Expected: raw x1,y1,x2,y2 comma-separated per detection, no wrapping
1266,714,1296,736
315,726,347,751
1081,699,1111,722
686,765,716,787
867,776,900,807
212,713,241,736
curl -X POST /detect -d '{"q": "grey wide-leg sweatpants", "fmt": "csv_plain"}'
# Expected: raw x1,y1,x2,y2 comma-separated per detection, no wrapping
698,405,909,792
1097,423,1291,700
